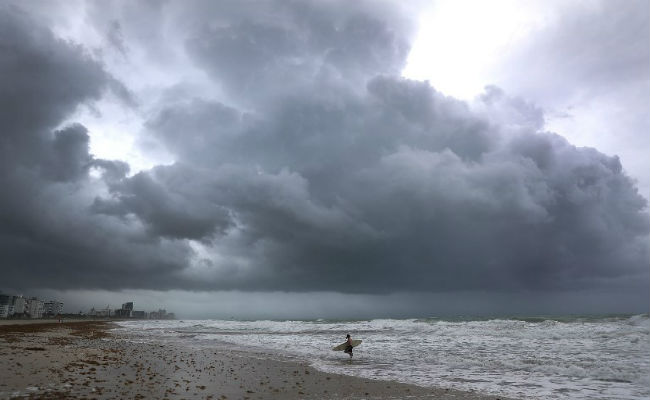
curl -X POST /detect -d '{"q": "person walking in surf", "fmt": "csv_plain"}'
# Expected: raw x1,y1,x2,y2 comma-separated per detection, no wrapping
344,334,354,358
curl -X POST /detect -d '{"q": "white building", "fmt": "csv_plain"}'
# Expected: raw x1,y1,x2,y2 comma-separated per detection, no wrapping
89,306,111,317
27,297,44,319
1,295,42,318
12,296,25,315
0,294,12,318
44,301,64,316
0,296,7,318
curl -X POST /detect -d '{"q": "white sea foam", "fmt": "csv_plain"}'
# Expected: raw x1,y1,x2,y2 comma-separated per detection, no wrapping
115,315,650,400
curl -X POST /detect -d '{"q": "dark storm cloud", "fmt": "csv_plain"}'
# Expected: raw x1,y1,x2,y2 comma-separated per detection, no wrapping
41,124,93,182
0,5,191,290
0,7,105,144
92,165,233,240
105,75,648,293
1,1,648,303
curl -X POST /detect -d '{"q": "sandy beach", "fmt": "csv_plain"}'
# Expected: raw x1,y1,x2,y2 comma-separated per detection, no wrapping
0,320,516,400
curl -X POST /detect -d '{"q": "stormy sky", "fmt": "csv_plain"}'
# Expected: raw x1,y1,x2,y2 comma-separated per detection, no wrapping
1,0,648,318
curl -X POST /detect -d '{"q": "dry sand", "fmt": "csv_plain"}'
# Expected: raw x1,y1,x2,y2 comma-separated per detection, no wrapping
0,320,512,399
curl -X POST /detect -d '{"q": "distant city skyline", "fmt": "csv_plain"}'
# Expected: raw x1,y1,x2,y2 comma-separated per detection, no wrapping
1,0,648,318
0,293,61,319
0,291,174,320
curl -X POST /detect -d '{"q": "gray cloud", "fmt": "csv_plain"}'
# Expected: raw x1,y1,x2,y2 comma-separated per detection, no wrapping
495,1,649,102
185,0,411,103
1,1,648,313
106,20,128,57
0,6,106,150
41,124,93,182
92,165,233,240
0,5,191,290
99,75,649,294
489,0,650,198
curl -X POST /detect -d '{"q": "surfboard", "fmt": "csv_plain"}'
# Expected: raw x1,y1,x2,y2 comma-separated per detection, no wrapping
332,339,362,351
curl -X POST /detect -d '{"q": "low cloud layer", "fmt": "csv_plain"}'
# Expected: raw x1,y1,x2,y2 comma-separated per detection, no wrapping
1,1,648,312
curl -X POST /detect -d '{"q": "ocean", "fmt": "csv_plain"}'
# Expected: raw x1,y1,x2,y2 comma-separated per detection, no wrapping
115,314,649,400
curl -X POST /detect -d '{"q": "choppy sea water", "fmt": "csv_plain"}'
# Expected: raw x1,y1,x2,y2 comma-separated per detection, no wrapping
115,314,649,400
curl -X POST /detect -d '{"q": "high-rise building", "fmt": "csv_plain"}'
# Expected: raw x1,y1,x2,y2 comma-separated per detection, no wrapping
27,297,44,319
149,309,175,319
1,295,60,319
12,296,25,315
115,302,134,318
113,308,129,318
43,301,64,316
0,294,11,318
89,306,111,317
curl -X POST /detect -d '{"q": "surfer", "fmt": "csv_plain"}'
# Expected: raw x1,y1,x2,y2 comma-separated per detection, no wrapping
344,334,353,358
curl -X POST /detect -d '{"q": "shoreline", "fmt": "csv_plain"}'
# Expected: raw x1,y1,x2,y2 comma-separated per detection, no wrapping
0,318,134,326
0,319,95,326
0,321,514,399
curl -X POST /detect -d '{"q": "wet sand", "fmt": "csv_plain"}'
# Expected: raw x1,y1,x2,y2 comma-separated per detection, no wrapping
0,321,512,399
0,319,87,326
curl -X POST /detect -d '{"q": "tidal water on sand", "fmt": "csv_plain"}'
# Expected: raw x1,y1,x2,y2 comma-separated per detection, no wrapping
116,314,649,400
